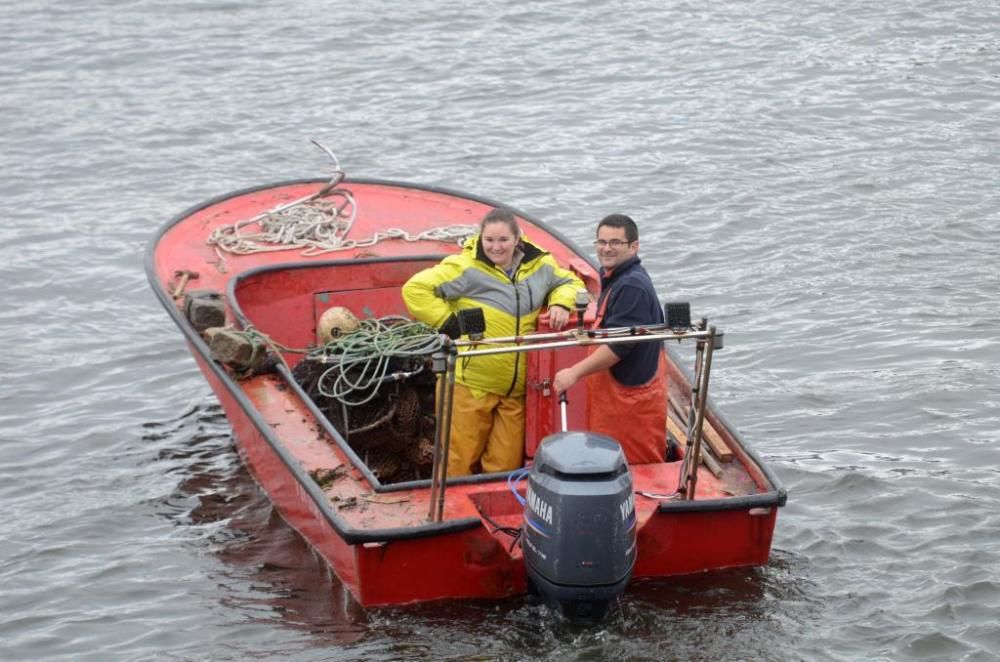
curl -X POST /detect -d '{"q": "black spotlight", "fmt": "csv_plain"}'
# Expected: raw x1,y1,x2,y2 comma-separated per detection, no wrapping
456,307,487,340
664,301,691,331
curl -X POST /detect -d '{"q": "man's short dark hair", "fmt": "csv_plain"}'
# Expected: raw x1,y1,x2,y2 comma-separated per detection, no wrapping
597,213,638,243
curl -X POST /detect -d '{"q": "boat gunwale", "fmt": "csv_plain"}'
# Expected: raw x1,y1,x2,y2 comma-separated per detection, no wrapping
145,176,787,548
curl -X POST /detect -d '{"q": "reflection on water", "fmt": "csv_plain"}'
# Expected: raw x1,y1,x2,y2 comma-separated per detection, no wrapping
147,402,369,647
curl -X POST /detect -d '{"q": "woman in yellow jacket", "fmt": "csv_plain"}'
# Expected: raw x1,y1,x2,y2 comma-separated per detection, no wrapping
402,208,585,477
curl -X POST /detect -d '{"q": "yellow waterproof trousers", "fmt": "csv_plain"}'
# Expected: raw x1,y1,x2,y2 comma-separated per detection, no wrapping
447,383,525,477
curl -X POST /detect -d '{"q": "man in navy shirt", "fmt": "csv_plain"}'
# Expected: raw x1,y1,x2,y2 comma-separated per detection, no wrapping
553,214,667,463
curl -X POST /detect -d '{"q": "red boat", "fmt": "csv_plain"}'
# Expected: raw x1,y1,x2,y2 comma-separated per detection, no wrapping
146,156,785,616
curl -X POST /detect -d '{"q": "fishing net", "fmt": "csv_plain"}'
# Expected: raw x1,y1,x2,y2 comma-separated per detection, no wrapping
292,316,443,484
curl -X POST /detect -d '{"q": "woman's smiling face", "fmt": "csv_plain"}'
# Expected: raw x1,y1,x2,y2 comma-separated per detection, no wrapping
481,221,518,270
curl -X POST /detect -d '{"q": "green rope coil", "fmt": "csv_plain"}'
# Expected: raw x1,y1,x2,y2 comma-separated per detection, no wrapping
310,316,445,406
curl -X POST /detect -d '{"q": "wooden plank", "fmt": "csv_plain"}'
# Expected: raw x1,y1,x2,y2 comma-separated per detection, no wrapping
667,392,734,462
700,419,733,463
700,443,724,477
666,414,722,478
666,413,688,446
667,410,720,463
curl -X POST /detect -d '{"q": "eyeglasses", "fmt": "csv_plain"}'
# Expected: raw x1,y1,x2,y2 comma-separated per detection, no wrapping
593,239,633,249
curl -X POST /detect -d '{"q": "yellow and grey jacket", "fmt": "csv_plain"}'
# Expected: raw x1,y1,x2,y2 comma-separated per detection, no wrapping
402,234,584,398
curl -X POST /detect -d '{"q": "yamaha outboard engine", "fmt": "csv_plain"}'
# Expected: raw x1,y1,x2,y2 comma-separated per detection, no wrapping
522,431,636,622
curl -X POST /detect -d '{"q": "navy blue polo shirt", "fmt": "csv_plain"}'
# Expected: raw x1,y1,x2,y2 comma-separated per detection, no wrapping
597,256,664,386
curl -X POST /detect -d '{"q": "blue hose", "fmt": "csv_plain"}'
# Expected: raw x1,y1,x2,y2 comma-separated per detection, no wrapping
507,466,530,506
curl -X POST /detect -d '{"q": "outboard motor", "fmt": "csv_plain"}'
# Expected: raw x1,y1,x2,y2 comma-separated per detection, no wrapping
522,431,636,622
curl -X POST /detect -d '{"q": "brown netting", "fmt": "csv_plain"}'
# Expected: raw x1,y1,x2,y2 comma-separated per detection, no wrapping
405,424,437,466
292,358,437,483
366,453,401,482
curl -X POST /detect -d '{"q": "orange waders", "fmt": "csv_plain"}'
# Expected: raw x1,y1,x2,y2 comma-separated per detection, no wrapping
586,297,668,464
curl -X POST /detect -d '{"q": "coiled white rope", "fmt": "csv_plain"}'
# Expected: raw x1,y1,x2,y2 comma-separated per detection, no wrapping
208,200,476,257
205,142,477,266
207,193,359,257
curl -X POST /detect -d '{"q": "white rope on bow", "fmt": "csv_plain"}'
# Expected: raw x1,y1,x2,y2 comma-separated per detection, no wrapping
206,141,477,266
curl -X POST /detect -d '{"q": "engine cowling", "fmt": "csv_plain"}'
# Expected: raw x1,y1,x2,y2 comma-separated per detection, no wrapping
522,431,636,621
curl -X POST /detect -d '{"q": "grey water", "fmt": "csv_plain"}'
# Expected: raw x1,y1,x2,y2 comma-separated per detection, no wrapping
2,0,999,660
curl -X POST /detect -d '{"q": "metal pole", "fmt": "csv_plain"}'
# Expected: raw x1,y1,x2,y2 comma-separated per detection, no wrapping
434,347,459,522
687,317,708,439
426,349,447,522
685,326,717,500
451,325,708,349
677,318,706,494
456,331,708,358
